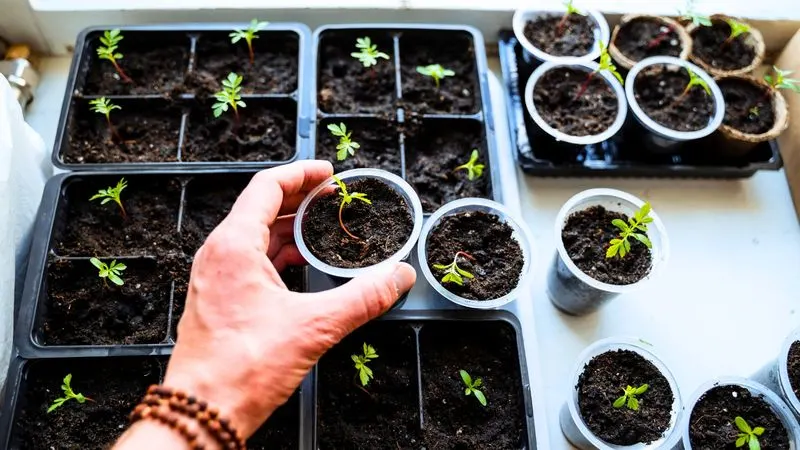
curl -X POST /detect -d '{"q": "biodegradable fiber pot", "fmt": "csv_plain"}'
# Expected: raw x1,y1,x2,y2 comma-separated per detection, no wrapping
561,338,683,450
625,56,725,154
512,8,610,64
417,198,534,309
609,15,692,70
752,328,800,420
686,15,765,78
547,189,669,316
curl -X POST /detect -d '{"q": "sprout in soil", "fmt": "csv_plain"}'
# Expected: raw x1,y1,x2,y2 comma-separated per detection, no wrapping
352,343,378,387
230,19,269,65
673,67,711,105
606,202,653,259
749,106,760,118
734,416,764,450
351,37,390,68
646,23,676,49
678,0,712,27
332,175,372,240
433,251,475,286
416,64,455,88
556,0,587,36
613,384,649,411
459,370,487,407
574,41,623,100
89,97,122,142
454,149,485,181
213,72,246,119
723,18,751,46
327,123,360,161
90,177,128,218
97,29,133,83
90,257,127,287
764,66,800,94
47,374,93,413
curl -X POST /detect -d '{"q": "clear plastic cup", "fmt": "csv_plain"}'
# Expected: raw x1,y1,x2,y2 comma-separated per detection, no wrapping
294,168,424,279
417,198,534,310
512,8,611,64
752,328,800,420
561,337,683,450
547,189,669,316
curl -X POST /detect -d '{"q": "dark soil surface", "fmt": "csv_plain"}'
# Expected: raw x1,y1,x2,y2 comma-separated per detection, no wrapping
615,18,682,61
524,15,595,57
54,176,181,257
691,19,757,71
189,31,299,96
317,118,401,174
318,33,396,114
420,321,525,449
317,322,421,448
562,206,652,285
180,174,251,255
12,357,163,449
404,119,491,212
183,100,296,162
248,393,300,449
718,78,775,135
301,178,414,268
577,350,674,445
633,66,715,131
790,342,800,401
426,211,523,301
689,385,790,449
64,100,181,164
533,67,618,137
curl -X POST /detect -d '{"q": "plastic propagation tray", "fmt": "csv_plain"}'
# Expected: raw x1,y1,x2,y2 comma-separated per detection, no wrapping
497,30,783,178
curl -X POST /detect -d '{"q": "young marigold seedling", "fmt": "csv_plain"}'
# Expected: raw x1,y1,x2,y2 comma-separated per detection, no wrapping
327,123,360,161
351,37,390,68
723,18,751,46
230,19,269,65
96,29,133,83
459,370,487,407
678,0,712,27
574,41,623,100
416,64,455,88
673,67,711,106
333,175,372,240
734,416,764,450
90,258,127,287
557,0,587,35
613,384,649,411
351,343,378,386
606,202,654,259
764,66,800,94
749,106,760,118
213,72,246,119
90,177,128,218
48,374,92,413
433,251,475,286
89,97,122,141
454,149,485,181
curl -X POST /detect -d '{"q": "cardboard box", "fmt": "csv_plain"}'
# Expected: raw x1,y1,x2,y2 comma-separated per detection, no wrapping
777,29,800,222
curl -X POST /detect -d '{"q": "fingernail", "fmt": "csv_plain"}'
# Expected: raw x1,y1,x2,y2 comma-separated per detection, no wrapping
392,263,417,296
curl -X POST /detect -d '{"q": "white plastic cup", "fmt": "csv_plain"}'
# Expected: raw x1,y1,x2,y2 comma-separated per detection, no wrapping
560,337,683,450
294,168,424,279
512,8,611,65
752,328,800,420
678,378,800,449
524,61,628,147
417,198,534,310
547,189,669,316
625,56,725,155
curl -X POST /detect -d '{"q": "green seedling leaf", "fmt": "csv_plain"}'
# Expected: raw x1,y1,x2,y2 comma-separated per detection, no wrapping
734,416,763,450
333,175,372,239
90,257,126,287
351,37,390,68
212,72,246,119
327,123,361,161
48,374,90,413
352,343,379,386
454,149,485,181
612,384,648,411
459,370,487,406
764,66,800,94
434,251,476,286
606,202,654,259
230,19,269,63
89,177,128,218
416,64,456,88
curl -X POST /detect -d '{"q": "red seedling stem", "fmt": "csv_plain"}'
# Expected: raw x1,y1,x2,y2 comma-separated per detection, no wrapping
647,26,673,49
455,251,475,262
106,117,122,143
111,60,133,84
574,72,596,101
339,202,360,240
556,13,570,35
248,43,255,65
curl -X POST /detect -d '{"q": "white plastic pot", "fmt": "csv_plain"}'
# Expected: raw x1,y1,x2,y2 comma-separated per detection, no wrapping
513,8,611,64
752,328,800,420
547,189,669,316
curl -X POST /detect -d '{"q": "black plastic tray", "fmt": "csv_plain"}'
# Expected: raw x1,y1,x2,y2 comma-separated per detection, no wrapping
498,30,783,178
52,23,313,171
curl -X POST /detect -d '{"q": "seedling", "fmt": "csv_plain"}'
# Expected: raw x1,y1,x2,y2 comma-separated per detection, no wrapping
48,374,92,413
90,177,128,218
96,29,133,84
90,258,126,287
351,37,390,68
89,97,122,141
459,370,487,407
723,18,751,46
327,123,360,161
734,416,764,450
416,64,455,88
212,72,246,119
454,149,485,181
764,66,800,94
574,41,623,100
230,19,269,64
556,0,587,35
749,106,760,118
673,67,711,105
606,202,653,259
646,23,676,49
433,251,475,286
333,175,372,240
678,0,712,27
351,343,378,387
613,384,649,411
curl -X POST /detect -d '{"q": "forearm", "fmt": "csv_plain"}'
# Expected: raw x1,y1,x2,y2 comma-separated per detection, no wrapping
113,422,212,450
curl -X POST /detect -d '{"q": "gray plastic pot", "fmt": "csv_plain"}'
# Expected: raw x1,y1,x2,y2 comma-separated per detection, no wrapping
751,328,800,420
512,8,610,64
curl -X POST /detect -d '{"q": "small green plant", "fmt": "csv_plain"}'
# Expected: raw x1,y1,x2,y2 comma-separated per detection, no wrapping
749,106,760,118
723,18,751,46
48,374,92,413
613,384,649,411
556,0,587,35
89,177,128,218
606,202,654,259
678,0,712,27
764,66,800,94
96,29,133,83
351,343,378,386
574,41,623,100
212,72,246,119
230,19,269,64
327,123,360,161
333,175,372,240
90,258,127,287
351,37,390,68
734,416,764,450
433,251,475,286
89,97,122,141
674,67,711,105
416,64,455,88
454,149,485,181
459,370,487,407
